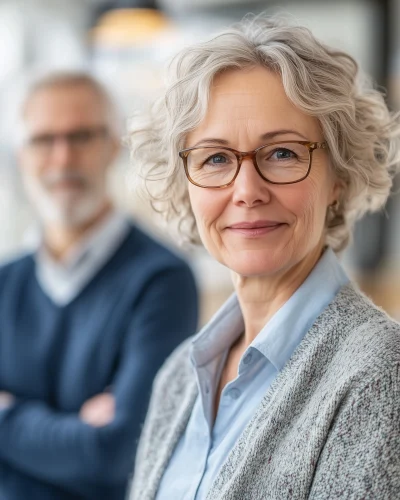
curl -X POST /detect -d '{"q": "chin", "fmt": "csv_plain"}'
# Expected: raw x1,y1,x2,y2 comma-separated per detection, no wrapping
38,196,103,228
222,248,292,278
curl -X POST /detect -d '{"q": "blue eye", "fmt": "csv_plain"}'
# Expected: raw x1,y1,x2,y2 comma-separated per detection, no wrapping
272,148,297,160
191,148,236,170
207,154,228,164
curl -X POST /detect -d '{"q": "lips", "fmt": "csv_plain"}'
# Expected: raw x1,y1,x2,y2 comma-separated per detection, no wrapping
228,220,283,229
226,220,285,238
47,180,86,193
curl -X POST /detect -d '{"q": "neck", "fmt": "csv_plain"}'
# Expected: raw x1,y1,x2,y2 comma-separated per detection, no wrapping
43,202,113,261
232,242,324,348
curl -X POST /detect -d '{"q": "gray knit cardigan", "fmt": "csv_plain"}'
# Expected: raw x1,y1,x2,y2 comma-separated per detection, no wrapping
129,284,400,499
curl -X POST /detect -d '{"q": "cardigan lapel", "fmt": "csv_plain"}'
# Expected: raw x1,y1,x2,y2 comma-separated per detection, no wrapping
139,379,198,500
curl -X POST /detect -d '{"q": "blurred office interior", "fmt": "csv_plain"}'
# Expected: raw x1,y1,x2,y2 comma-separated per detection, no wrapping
0,0,399,323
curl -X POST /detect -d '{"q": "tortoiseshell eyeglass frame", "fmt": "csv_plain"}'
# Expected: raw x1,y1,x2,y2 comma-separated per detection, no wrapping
178,141,328,188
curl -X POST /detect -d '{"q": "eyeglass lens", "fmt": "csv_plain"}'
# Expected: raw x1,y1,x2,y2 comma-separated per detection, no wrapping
26,126,108,153
185,142,311,187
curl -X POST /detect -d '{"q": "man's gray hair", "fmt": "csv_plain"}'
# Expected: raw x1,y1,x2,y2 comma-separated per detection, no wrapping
128,14,400,251
18,70,122,145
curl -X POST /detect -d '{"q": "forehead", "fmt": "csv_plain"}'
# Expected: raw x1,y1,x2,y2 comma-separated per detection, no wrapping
23,84,108,132
187,66,321,145
211,66,286,110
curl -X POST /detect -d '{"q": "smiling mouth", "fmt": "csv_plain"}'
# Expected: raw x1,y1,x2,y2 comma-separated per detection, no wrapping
227,221,285,237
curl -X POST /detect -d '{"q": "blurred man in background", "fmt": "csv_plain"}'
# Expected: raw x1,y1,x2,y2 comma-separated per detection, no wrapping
0,72,198,500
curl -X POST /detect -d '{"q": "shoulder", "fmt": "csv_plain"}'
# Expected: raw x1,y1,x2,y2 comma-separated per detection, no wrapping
322,283,400,385
322,282,399,337
122,224,194,272
0,252,36,295
336,284,399,351
0,253,35,298
0,252,34,279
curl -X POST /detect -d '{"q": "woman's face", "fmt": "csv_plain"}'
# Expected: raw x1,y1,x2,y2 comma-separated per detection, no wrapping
186,66,340,278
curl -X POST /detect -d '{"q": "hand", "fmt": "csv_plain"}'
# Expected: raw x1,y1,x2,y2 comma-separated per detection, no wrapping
0,391,15,410
79,393,115,427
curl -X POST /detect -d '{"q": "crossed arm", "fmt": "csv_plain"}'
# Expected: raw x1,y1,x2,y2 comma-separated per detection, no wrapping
0,392,113,428
0,266,198,496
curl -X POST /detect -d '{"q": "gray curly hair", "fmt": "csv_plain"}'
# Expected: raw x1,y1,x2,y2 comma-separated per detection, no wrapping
128,14,400,251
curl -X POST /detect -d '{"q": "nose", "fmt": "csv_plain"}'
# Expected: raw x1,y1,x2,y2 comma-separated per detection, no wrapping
231,157,271,207
49,137,75,169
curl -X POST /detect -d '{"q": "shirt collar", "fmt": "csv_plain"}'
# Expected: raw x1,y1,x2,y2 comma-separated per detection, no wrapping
191,293,243,368
191,247,349,371
35,210,131,305
36,210,129,272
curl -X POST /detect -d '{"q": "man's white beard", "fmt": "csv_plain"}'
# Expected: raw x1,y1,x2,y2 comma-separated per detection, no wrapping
24,172,107,229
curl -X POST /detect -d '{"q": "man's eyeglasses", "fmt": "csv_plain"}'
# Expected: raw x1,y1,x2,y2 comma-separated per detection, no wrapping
179,141,327,188
25,126,109,154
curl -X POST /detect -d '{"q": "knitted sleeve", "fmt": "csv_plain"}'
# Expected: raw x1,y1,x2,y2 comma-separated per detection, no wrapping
309,367,400,499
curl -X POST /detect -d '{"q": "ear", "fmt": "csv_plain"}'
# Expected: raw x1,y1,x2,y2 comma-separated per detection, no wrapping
328,175,345,206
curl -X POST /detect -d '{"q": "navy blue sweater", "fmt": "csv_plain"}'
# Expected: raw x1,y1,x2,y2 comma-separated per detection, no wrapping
0,225,198,500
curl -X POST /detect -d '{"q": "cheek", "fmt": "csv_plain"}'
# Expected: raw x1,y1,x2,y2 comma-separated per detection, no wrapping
188,184,212,235
78,153,107,184
284,175,329,239
188,184,227,246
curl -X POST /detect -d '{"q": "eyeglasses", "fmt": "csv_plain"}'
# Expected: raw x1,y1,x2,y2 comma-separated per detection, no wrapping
179,141,327,188
25,126,109,155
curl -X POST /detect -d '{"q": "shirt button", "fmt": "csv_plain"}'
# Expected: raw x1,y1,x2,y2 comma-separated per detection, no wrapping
228,388,241,400
243,353,253,365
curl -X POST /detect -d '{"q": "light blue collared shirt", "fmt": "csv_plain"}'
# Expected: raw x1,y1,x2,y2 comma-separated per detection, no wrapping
156,248,349,500
35,211,130,305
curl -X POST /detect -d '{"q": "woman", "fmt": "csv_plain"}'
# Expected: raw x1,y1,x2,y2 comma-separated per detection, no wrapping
128,15,400,500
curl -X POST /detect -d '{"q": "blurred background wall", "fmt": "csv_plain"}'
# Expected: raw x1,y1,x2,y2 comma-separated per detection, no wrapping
0,0,399,323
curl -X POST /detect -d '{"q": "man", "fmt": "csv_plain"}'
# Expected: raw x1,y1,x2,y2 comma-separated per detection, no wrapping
0,72,198,500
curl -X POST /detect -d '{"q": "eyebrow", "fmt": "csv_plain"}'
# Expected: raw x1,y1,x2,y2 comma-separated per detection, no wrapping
190,129,309,148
